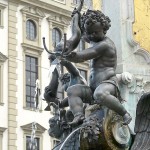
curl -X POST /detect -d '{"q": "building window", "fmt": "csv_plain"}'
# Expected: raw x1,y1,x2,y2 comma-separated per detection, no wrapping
0,127,6,150
26,19,37,40
21,123,46,150
0,4,6,28
53,139,60,149
77,40,85,51
0,52,7,105
26,136,40,150
25,55,38,108
21,6,45,47
79,69,87,81
52,28,61,46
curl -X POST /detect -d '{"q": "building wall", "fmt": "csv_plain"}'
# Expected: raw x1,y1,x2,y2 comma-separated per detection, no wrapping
93,0,101,10
16,4,51,149
0,0,90,149
0,1,8,150
133,0,150,52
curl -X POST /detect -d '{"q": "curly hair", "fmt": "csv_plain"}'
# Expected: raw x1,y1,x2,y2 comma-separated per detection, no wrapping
81,10,111,34
60,73,70,85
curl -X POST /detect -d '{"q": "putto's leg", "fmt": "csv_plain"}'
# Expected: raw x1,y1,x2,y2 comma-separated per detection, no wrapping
66,85,91,126
94,83,132,125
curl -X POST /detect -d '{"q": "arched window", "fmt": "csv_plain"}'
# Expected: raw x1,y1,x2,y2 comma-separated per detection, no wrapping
52,28,61,46
26,19,36,40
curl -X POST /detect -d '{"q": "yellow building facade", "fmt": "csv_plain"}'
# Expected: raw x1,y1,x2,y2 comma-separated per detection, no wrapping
133,0,150,52
92,0,101,10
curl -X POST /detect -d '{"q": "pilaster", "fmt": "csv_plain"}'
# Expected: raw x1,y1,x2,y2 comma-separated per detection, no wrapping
8,1,18,149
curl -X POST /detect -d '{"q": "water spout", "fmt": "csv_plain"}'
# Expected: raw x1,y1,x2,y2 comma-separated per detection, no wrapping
59,126,83,150
29,122,37,150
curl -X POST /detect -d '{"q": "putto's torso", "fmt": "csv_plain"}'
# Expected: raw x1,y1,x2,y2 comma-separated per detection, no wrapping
89,37,117,91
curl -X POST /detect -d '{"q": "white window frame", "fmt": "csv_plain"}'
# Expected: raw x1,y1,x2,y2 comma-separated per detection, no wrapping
0,127,6,150
21,6,45,47
22,44,43,111
0,52,7,105
21,122,46,150
51,138,60,149
0,3,7,28
52,0,66,4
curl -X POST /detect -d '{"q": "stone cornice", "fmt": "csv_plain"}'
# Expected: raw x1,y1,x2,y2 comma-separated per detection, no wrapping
0,52,8,63
20,0,72,18
47,13,70,26
21,122,46,134
0,127,7,134
21,6,45,18
0,3,7,9
21,43,44,55
9,0,20,5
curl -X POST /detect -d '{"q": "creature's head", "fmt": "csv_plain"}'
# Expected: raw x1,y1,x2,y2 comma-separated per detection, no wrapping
60,73,70,91
48,116,63,139
81,10,111,42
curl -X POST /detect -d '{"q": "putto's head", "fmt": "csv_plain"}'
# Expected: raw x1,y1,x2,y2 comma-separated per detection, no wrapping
60,73,70,91
81,10,111,35
60,73,70,84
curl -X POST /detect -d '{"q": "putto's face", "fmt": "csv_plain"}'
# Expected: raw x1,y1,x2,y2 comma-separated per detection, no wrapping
84,22,105,42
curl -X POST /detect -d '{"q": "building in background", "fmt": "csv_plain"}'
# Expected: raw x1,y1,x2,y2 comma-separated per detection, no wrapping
0,0,150,149
0,0,90,150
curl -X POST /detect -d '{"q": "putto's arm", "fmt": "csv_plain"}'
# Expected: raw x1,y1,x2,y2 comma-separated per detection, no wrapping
66,13,81,52
61,60,80,76
64,1,84,55
65,42,109,62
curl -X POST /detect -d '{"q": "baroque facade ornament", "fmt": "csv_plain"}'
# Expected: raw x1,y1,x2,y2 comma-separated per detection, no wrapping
21,6,45,18
47,12,70,26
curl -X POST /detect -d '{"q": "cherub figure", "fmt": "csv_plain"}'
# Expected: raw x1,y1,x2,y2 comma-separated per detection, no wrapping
63,10,132,126
44,54,87,110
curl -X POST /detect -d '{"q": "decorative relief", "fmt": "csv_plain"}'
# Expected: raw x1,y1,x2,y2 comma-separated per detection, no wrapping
21,122,46,134
21,6,45,18
119,72,150,101
47,13,70,26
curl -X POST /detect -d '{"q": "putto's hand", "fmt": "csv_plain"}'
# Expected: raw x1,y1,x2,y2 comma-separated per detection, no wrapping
63,51,76,61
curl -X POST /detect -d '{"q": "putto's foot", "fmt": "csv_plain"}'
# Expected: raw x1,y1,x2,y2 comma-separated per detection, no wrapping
69,113,85,127
123,112,132,125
